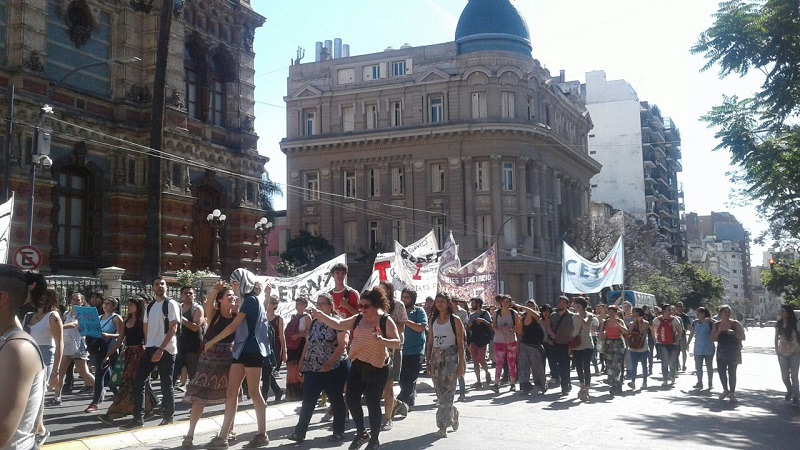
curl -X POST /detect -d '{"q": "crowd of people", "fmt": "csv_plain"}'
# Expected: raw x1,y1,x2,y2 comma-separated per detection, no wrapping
1,260,800,450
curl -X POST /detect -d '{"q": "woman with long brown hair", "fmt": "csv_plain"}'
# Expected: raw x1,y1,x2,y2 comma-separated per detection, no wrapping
52,293,94,407
713,304,745,403
426,292,466,438
97,294,157,425
601,304,628,397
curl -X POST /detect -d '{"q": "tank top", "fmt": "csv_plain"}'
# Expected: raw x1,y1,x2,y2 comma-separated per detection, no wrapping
432,317,456,348
124,319,145,346
349,320,388,368
604,320,623,340
520,315,545,346
178,303,202,352
207,311,236,344
27,311,55,347
0,328,45,450
494,310,517,344
62,310,84,355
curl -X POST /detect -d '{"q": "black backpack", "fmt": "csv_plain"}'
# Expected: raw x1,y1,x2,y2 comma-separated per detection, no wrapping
353,313,389,335
470,310,495,347
147,299,172,334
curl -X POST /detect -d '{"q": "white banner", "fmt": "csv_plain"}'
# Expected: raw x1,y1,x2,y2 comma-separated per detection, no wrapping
438,243,497,303
261,254,347,318
0,194,13,264
392,239,442,302
561,237,624,294
361,230,440,293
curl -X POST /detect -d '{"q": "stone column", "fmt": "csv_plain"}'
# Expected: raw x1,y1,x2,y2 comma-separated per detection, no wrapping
97,266,126,301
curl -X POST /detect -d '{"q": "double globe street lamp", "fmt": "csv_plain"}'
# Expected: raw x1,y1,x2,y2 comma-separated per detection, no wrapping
207,209,226,273
254,217,273,275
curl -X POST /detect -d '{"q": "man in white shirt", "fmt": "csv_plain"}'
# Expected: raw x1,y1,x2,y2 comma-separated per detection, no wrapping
122,276,180,429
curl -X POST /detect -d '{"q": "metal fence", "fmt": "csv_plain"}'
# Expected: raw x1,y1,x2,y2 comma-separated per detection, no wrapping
47,275,106,307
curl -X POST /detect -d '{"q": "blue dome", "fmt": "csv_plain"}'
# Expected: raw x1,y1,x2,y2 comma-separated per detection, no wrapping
455,0,532,56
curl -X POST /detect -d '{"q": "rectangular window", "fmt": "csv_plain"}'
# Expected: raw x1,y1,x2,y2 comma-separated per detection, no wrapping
433,216,446,247
337,68,355,84
429,96,443,123
527,96,535,121
171,162,183,189
391,101,402,127
391,61,406,77
57,170,87,257
127,158,137,185
366,104,378,129
245,183,256,204
369,221,380,250
186,68,199,119
342,106,355,132
211,79,224,126
502,91,515,118
503,215,518,249
502,161,515,191
477,215,492,248
344,221,357,252
303,110,315,136
471,92,487,119
344,170,357,198
305,222,319,236
304,172,320,200
475,160,489,191
368,168,380,197
391,166,405,196
431,163,446,193
393,219,406,243
364,64,381,81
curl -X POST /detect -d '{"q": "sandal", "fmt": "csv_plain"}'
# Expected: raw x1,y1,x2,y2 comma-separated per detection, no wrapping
244,434,269,448
181,435,193,449
227,431,237,442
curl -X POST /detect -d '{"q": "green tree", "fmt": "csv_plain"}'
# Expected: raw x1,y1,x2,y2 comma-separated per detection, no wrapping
275,260,304,278
676,263,726,310
279,230,335,272
762,259,800,308
636,275,682,307
259,170,283,219
692,0,800,242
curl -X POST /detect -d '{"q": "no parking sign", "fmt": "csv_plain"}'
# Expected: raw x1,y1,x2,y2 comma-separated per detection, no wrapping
11,245,43,270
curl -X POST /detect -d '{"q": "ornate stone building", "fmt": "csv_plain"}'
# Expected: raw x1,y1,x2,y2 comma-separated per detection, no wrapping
0,0,268,279
281,0,600,302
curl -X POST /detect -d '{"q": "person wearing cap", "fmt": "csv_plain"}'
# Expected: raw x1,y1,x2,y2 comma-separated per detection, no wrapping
0,264,47,449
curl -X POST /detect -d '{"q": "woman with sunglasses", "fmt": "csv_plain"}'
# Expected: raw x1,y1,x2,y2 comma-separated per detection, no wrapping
85,296,123,413
181,284,237,448
425,292,466,438
310,287,400,450
287,292,350,443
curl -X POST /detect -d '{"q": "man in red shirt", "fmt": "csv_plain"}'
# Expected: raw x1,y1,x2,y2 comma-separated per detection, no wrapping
330,263,359,318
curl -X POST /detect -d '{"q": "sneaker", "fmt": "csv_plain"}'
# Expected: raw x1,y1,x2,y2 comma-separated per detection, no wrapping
729,393,738,403
509,383,516,392
380,419,393,431
457,393,466,401
785,392,793,402
35,429,50,447
349,431,371,450
120,419,144,430
84,403,98,413
365,439,381,450
97,414,115,426
693,383,703,390
243,434,269,448
719,390,730,400
642,380,648,389
661,380,669,387
46,397,62,406
396,399,408,417
435,428,447,438
627,381,635,390
321,409,333,422
490,384,500,394
485,373,492,384
159,418,174,426
472,382,483,389
286,433,304,443
452,407,459,431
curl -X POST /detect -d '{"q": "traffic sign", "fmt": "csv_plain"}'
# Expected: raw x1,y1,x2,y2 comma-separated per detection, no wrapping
12,245,43,270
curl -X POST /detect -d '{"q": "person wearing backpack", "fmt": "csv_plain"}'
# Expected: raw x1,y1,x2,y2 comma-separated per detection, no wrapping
121,276,181,430
397,288,426,410
466,297,493,388
284,296,312,401
173,286,205,391
309,287,400,450
516,300,547,395
490,294,520,393
547,296,575,395
650,304,683,387
625,307,650,390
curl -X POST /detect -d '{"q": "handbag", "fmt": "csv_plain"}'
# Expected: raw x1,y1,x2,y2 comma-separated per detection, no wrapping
569,319,586,349
86,336,108,356
110,354,125,384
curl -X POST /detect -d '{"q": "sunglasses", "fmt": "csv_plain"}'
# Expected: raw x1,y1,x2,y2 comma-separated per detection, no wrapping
358,303,373,309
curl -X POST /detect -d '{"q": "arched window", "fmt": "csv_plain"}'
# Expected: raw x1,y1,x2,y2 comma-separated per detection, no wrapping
209,54,226,127
184,45,202,120
57,167,89,257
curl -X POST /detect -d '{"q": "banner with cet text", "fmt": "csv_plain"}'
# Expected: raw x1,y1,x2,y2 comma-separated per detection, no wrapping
561,237,624,294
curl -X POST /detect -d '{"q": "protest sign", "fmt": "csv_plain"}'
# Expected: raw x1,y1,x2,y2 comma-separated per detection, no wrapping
75,306,102,338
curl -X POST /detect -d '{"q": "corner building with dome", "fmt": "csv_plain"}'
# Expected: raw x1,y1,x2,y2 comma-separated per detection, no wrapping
281,0,601,303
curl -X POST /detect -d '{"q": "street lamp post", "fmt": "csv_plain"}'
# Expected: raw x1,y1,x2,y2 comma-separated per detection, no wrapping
254,217,273,275
207,209,226,273
26,57,140,246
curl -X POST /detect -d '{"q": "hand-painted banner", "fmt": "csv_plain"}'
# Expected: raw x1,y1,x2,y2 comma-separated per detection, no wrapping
0,194,13,264
392,240,442,302
438,243,497,303
75,306,102,338
362,230,440,294
261,254,347,318
561,237,624,294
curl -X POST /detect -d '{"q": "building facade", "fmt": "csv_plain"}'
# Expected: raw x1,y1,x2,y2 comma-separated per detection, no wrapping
281,0,601,302
583,70,686,259
0,0,271,279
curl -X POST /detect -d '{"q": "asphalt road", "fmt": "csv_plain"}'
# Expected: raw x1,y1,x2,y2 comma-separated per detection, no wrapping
44,326,800,449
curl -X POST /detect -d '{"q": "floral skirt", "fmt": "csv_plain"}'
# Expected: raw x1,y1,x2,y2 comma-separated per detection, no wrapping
183,342,233,406
107,346,155,418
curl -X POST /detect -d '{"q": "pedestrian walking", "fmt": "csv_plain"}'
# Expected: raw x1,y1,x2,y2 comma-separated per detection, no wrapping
688,306,715,390
121,276,181,429
775,304,800,406
466,297,493,388
397,288,426,410
425,293,466,438
601,305,628,397
377,281,407,431
287,292,350,443
571,297,595,400
85,296,122,413
516,300,547,395
547,296,575,395
310,287,400,450
625,307,650,390
261,293,286,403
173,286,205,391
204,269,271,449
712,304,745,403
53,293,95,406
651,304,683,386
284,296,312,400
490,294,520,393
181,285,237,448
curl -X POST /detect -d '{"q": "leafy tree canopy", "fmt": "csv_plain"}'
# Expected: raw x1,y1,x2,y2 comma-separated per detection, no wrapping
692,0,800,243
676,262,726,310
259,170,283,220
279,230,335,272
761,257,800,308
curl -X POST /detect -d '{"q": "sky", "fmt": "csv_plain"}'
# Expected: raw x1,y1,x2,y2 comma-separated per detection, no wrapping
248,0,769,265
